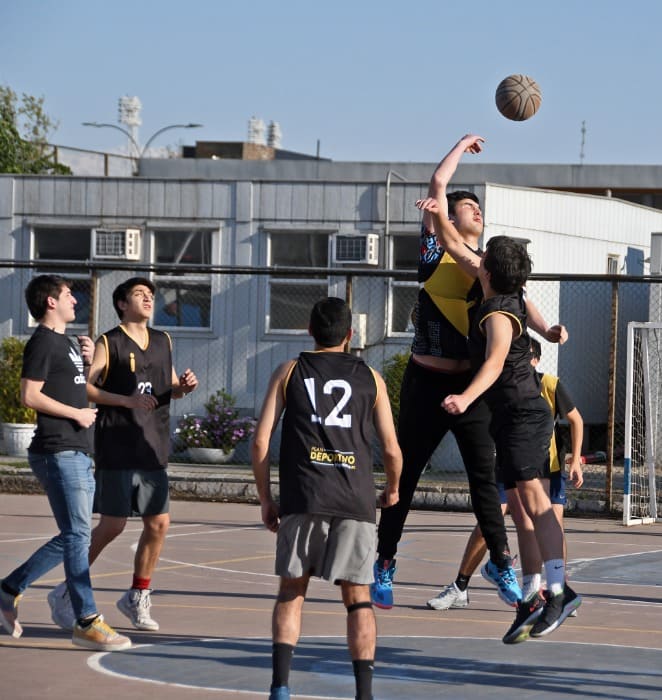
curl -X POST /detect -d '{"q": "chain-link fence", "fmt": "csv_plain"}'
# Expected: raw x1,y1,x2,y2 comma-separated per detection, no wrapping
3,260,661,513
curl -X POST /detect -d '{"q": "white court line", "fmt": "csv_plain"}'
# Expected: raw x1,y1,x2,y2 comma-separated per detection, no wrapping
0,522,209,545
165,525,262,539
86,634,662,696
87,638,347,699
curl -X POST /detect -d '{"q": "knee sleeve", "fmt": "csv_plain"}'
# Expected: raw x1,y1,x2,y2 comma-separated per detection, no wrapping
346,601,373,615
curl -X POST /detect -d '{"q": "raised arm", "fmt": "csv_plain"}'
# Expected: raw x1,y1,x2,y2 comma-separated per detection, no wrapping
416,196,481,278
425,134,485,228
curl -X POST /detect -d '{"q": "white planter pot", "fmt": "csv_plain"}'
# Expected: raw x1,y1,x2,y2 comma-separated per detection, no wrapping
186,447,235,464
1,423,35,457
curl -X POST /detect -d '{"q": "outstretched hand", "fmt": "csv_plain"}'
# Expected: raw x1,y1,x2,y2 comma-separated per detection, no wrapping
459,134,485,154
416,197,441,214
545,324,568,345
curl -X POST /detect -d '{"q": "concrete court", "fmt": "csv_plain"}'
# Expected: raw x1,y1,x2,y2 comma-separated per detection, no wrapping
2,493,662,700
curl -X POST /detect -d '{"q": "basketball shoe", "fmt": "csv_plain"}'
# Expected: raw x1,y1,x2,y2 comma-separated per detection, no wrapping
502,594,544,644
481,559,522,607
0,584,22,638
426,582,468,610
117,588,160,631
72,615,131,651
530,584,582,638
48,581,76,630
370,559,397,609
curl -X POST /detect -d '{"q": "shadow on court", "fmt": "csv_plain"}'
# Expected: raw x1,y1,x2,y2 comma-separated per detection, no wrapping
2,494,662,699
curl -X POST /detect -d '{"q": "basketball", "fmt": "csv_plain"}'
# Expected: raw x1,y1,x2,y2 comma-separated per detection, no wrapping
495,74,542,121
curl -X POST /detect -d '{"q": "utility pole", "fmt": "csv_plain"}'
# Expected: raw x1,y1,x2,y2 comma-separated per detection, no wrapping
579,120,586,165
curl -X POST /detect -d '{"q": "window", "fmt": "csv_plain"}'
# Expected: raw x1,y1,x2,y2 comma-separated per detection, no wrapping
607,255,619,275
152,230,213,329
388,233,419,334
32,227,92,329
267,231,329,331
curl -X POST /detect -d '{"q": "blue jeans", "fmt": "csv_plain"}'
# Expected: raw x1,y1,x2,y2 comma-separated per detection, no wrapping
3,451,97,620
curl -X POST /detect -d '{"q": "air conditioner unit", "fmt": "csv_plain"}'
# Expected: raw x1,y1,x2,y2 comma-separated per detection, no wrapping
92,228,141,260
650,233,662,275
332,233,379,265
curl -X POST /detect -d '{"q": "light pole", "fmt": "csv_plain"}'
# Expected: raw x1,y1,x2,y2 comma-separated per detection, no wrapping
82,121,203,172
384,169,408,242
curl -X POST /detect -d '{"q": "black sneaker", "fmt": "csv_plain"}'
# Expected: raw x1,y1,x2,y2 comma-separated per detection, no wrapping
530,584,581,638
502,594,544,644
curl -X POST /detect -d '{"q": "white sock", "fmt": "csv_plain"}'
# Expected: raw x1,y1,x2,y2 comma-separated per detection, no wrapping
544,559,565,595
522,573,542,601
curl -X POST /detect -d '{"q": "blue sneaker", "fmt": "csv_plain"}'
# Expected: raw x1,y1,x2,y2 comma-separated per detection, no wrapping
481,560,521,607
370,558,397,609
269,686,290,700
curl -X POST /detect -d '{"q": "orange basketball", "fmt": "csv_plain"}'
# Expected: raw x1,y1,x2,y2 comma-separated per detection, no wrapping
495,74,542,121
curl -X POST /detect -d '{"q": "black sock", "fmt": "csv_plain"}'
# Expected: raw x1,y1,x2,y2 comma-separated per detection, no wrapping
1,581,19,597
490,552,512,569
353,659,374,700
271,642,294,689
455,574,471,592
77,614,99,629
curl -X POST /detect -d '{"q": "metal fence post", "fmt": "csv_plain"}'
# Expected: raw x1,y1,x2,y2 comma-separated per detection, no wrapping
606,279,619,510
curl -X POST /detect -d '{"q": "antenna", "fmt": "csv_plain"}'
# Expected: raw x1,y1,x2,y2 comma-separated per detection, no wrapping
579,120,586,165
118,96,142,157
267,121,282,148
247,116,266,145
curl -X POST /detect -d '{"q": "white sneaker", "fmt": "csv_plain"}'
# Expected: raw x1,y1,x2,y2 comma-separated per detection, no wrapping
48,581,76,631
427,582,469,610
0,585,22,638
117,588,160,631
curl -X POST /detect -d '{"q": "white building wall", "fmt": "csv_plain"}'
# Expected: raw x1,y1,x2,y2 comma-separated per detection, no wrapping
484,183,662,275
4,174,662,468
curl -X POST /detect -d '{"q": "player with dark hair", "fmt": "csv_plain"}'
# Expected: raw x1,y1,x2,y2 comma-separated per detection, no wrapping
417,192,582,641
371,135,567,611
252,297,402,700
47,276,198,632
428,337,584,621
1,274,131,651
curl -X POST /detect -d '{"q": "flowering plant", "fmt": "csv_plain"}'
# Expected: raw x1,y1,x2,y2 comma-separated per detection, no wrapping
175,390,256,453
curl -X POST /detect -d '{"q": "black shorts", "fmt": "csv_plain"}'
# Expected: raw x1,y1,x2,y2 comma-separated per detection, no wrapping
94,468,169,517
492,396,553,484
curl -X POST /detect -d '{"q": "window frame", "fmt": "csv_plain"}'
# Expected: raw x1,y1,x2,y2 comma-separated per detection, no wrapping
264,227,336,334
29,225,95,331
386,228,420,337
149,227,217,333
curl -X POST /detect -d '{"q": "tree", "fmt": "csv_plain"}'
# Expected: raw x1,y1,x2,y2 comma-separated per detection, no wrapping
0,85,71,174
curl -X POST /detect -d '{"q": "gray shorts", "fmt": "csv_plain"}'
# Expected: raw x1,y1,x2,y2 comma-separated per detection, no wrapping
275,514,376,585
94,468,170,517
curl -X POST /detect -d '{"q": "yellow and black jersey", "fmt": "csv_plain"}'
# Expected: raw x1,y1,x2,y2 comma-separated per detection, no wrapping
94,325,173,471
412,225,482,359
278,351,378,523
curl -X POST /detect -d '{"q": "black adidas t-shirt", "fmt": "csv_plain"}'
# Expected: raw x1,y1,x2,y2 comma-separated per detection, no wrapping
278,351,378,523
21,325,92,453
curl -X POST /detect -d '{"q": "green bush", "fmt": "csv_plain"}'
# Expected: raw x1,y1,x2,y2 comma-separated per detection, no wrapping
0,337,36,423
382,351,409,427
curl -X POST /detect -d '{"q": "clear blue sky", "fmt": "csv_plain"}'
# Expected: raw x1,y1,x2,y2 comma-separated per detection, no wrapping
2,0,660,164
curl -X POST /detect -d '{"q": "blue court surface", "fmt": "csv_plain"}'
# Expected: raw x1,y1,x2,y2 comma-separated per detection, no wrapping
2,494,662,700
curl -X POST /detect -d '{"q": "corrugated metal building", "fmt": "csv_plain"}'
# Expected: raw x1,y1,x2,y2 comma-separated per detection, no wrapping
2,160,662,467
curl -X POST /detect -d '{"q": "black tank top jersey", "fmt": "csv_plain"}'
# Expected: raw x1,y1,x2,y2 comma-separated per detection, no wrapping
278,351,379,523
94,326,173,471
412,224,483,360
469,291,541,409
